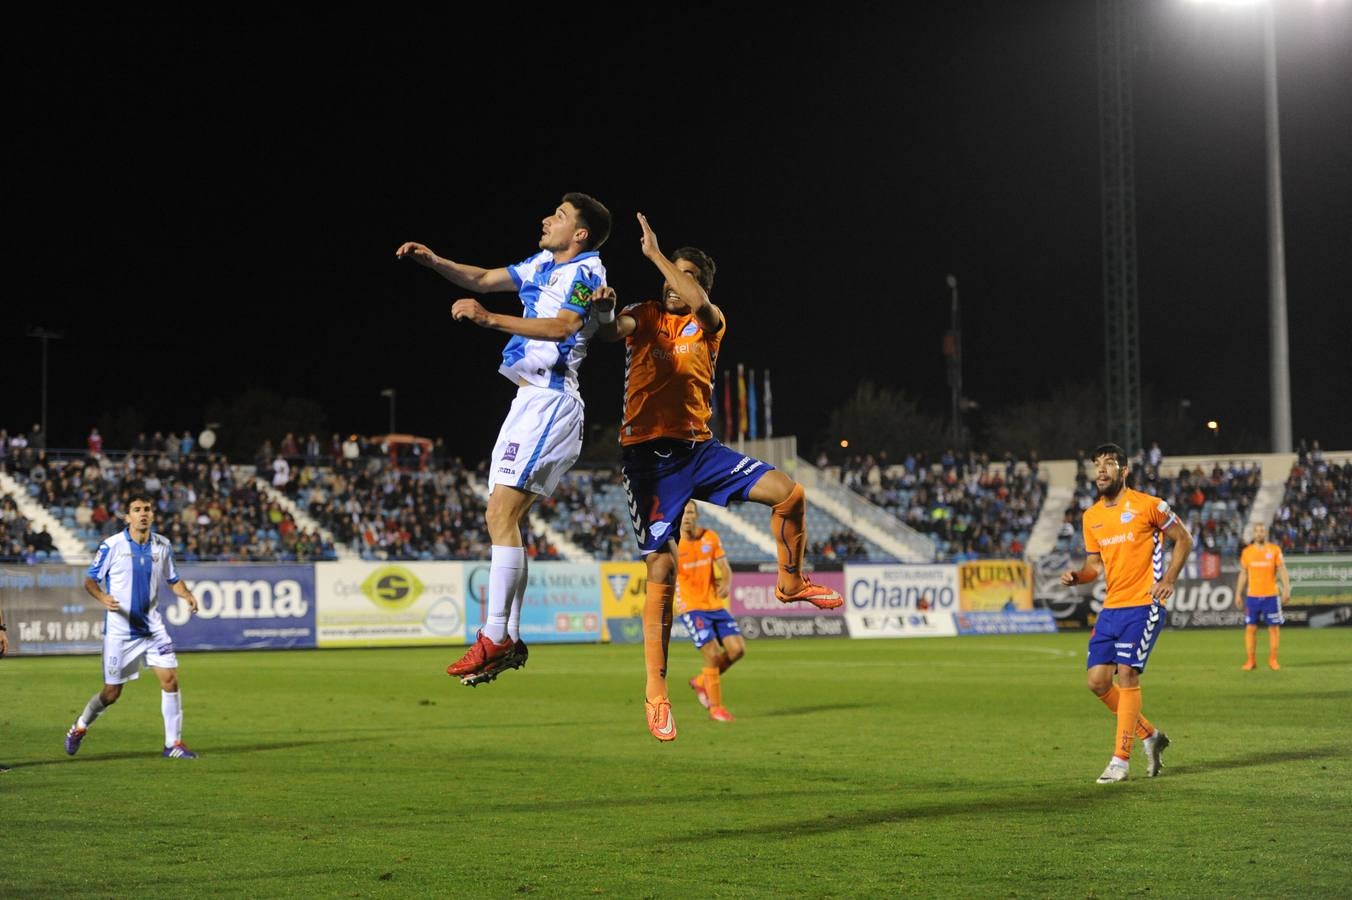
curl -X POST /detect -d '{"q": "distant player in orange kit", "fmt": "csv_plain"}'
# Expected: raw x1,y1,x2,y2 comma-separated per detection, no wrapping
1235,522,1290,671
675,502,741,723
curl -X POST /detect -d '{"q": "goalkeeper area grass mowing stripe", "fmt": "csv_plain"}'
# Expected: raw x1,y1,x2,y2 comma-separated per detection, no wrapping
1,629,1349,897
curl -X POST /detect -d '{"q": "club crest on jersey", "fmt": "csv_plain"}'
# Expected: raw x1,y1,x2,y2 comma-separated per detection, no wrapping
681,321,699,337
701,543,712,554
1120,511,1134,523
650,521,672,541
503,442,520,462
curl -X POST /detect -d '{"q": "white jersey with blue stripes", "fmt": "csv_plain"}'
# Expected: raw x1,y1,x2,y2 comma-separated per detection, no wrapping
87,529,180,639
502,249,605,398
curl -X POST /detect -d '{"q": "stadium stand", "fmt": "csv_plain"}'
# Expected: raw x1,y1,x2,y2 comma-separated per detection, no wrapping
1271,443,1352,552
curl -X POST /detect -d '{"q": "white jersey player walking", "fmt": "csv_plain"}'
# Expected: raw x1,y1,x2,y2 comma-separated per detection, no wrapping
396,192,613,685
65,495,201,759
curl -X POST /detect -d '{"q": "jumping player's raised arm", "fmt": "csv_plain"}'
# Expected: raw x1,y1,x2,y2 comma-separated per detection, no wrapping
394,241,517,293
450,298,584,342
637,212,723,334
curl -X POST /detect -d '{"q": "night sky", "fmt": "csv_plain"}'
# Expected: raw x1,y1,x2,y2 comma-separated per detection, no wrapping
6,2,1351,460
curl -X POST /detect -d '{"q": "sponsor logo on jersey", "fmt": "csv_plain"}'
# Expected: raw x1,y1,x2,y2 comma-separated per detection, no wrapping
568,280,594,309
503,442,520,462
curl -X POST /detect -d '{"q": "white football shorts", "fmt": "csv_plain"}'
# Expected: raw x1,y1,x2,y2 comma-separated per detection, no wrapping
487,386,584,498
103,624,179,685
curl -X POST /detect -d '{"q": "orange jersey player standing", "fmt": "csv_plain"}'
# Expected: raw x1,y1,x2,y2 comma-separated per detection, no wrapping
593,212,841,743
1235,522,1290,671
1061,443,1193,784
675,502,742,724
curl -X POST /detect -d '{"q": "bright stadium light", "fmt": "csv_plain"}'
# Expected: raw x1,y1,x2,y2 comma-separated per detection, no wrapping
839,439,849,449
1188,0,1292,451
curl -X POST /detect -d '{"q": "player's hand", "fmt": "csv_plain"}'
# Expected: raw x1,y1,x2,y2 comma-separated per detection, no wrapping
593,285,617,315
1235,593,1245,610
451,298,491,327
97,593,120,612
1060,570,1078,586
637,212,662,261
1150,578,1176,602
395,242,437,266
185,593,200,615
0,631,8,657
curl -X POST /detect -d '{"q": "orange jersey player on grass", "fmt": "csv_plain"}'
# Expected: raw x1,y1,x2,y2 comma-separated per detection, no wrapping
675,502,742,724
593,212,841,743
1235,522,1290,671
1061,443,1193,784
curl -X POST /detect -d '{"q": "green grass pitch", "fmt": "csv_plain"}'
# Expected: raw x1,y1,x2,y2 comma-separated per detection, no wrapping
1,629,1349,897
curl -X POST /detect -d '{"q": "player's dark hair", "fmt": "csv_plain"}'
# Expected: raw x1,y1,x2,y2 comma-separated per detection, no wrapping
562,192,611,250
126,491,154,509
1091,443,1129,467
672,246,716,293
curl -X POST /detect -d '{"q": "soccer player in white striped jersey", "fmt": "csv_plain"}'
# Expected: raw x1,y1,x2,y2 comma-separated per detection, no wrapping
396,193,611,684
65,496,201,759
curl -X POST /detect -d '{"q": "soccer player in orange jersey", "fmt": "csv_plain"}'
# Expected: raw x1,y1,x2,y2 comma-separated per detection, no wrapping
1061,443,1193,783
1234,522,1290,671
676,502,742,723
594,212,841,742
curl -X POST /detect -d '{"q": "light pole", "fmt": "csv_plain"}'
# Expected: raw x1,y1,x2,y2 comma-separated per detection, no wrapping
944,275,963,451
380,388,397,434
1261,1,1292,453
27,327,64,444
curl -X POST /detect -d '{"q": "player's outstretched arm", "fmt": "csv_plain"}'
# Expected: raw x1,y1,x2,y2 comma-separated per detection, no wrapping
450,299,584,342
395,242,516,293
593,286,636,342
636,213,723,333
1061,553,1103,587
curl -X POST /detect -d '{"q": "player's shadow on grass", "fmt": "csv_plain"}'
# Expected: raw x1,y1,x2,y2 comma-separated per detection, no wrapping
1167,745,1342,776
1241,690,1352,701
9,738,359,769
756,701,879,718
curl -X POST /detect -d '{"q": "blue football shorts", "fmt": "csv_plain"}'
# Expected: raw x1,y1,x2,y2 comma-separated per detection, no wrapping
621,438,773,555
1087,602,1166,672
1244,595,1285,626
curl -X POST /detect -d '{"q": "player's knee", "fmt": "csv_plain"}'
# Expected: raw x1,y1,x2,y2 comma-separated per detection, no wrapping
727,644,745,662
1086,672,1111,695
101,685,123,703
646,555,676,585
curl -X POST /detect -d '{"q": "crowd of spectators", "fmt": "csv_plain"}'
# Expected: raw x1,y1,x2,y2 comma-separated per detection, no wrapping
839,449,1044,561
292,452,559,562
5,439,336,563
1270,440,1352,552
1057,450,1260,557
533,468,632,560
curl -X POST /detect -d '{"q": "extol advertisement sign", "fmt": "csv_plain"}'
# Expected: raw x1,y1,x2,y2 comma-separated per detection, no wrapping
314,562,465,647
464,562,601,644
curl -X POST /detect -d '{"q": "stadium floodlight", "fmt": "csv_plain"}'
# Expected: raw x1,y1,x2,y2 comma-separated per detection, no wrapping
1187,0,1291,452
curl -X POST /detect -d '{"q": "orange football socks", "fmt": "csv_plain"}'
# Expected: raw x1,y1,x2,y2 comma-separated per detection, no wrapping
1097,684,1155,740
771,483,807,590
702,667,722,709
1115,686,1143,761
644,582,675,701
